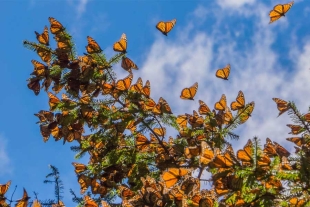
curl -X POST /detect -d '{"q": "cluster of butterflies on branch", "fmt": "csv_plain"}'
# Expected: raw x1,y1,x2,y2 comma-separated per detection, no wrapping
4,1,308,206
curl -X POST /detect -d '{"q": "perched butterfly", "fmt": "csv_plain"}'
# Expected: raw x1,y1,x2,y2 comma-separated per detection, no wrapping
113,33,127,53
176,115,188,128
37,47,52,63
231,90,245,111
116,73,133,91
198,100,211,115
15,188,30,207
31,60,48,77
286,137,305,147
200,141,215,165
142,80,151,98
27,77,41,95
180,82,198,100
72,162,87,174
83,195,98,207
215,64,230,80
237,139,253,166
48,92,60,110
121,57,138,71
214,94,227,111
91,180,107,196
153,97,173,114
272,98,290,117
281,156,292,170
186,110,204,128
162,168,190,188
48,17,64,34
289,197,305,207
274,141,290,157
135,133,150,152
156,19,176,36
35,26,49,45
153,127,166,137
263,138,278,157
238,102,255,124
86,36,102,54
287,124,303,135
119,185,135,199
0,180,11,197
269,1,294,24
214,177,229,196
78,174,92,194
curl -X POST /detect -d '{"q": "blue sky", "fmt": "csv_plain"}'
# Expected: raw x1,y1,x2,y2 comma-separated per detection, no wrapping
1,0,309,206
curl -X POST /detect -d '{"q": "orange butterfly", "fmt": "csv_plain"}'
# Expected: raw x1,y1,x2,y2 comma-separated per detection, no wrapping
200,141,215,165
142,80,151,98
83,195,98,207
48,92,60,110
119,185,135,199
215,64,230,80
272,98,290,117
130,77,143,93
156,19,176,36
72,162,87,174
37,47,51,63
269,1,294,24
180,82,198,100
15,188,30,207
286,137,305,147
32,200,42,207
35,26,49,45
287,124,303,135
0,180,11,197
48,17,64,34
214,94,227,111
27,77,41,95
153,97,173,115
162,168,190,188
263,138,278,157
237,139,253,166
135,133,150,152
274,141,290,157
176,115,187,128
231,91,245,111
121,57,138,71
198,100,211,115
86,36,102,54
113,33,127,53
31,60,48,77
116,73,133,91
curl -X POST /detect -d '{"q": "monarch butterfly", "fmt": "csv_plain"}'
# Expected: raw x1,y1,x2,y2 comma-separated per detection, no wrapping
180,82,198,100
119,185,135,198
116,73,133,91
257,154,271,170
176,115,188,128
0,180,11,197
231,91,245,111
289,197,305,207
91,180,107,195
83,195,98,207
273,141,290,157
287,124,303,135
153,127,166,137
286,137,305,147
48,92,60,110
269,1,294,24
186,110,204,128
121,57,138,71
215,64,230,80
200,141,215,165
135,133,150,151
156,19,176,36
32,200,42,207
37,47,52,63
72,162,87,174
162,168,190,188
86,36,102,54
281,156,292,170
238,102,255,124
27,77,41,96
214,177,229,196
272,97,290,117
185,145,200,159
130,77,143,93
35,26,49,46
198,100,211,115
78,174,92,194
31,60,48,77
15,188,31,207
113,33,127,53
237,139,253,166
142,80,151,98
263,138,278,157
48,17,64,34
264,175,283,193
34,110,54,123
139,98,156,111
153,97,173,115
210,145,236,170
214,94,227,111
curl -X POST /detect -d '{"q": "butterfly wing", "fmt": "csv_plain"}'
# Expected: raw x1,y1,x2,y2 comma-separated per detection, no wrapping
231,90,245,111
121,57,138,71
86,36,102,54
116,73,133,91
214,94,227,111
215,64,230,80
35,26,49,45
156,19,176,35
198,100,211,115
48,17,64,34
113,33,127,53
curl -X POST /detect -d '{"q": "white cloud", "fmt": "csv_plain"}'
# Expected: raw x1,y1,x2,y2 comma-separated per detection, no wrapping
132,1,309,155
76,0,89,18
0,134,12,176
216,0,255,9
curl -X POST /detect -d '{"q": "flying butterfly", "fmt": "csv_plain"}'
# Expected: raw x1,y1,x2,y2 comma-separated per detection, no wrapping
215,64,230,80
214,94,227,111
113,33,127,53
156,19,176,36
35,26,49,45
48,17,64,34
121,57,138,71
180,82,198,100
231,90,245,111
86,36,102,54
272,98,290,117
269,1,294,24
